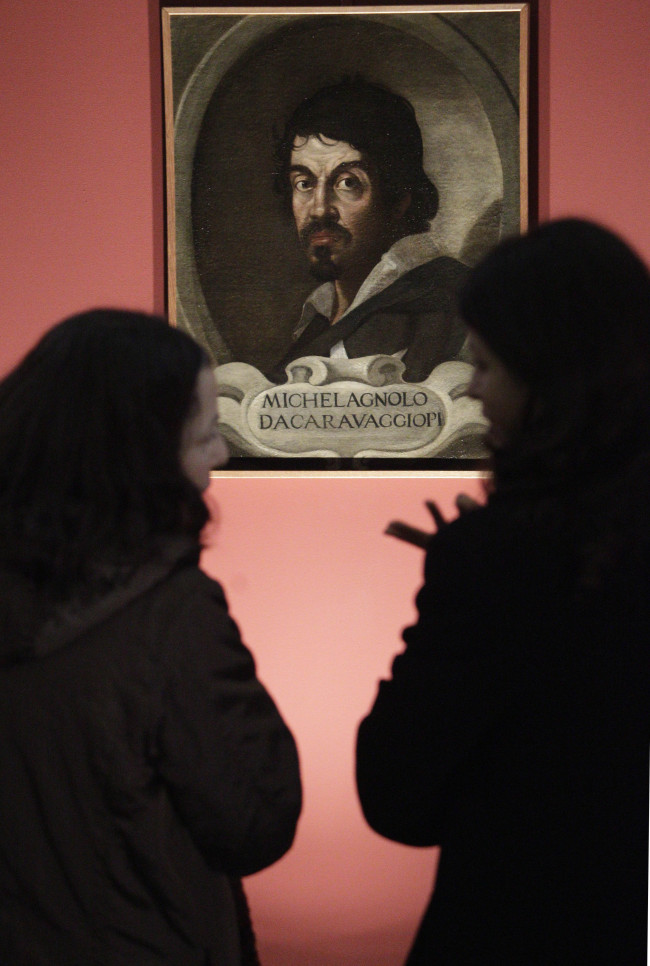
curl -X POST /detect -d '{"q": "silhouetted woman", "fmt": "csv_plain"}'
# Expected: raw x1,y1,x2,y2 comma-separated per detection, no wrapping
0,310,301,965
357,219,649,965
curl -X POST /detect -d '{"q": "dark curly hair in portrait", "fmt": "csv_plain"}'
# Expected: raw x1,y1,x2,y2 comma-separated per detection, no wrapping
273,75,439,235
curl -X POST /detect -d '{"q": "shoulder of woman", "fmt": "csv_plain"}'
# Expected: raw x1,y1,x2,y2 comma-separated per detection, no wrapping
149,563,233,636
150,562,252,663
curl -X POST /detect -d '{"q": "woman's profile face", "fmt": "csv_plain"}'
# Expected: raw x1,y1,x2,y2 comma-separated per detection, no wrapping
466,329,530,451
179,367,229,490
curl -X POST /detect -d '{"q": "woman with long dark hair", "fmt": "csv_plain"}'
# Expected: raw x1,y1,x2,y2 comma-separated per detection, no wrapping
0,309,301,965
356,219,649,964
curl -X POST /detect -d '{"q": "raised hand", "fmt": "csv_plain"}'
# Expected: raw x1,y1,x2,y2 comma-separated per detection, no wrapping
384,494,481,549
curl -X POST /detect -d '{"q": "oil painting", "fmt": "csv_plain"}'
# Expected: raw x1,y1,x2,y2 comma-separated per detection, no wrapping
162,5,530,469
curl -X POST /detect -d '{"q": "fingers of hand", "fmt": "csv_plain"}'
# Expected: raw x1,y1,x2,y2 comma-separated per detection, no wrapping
384,522,431,550
425,500,448,530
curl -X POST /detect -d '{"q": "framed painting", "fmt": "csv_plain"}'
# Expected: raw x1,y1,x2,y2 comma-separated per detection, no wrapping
162,4,530,472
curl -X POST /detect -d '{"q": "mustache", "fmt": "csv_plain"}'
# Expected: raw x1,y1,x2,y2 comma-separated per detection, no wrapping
299,219,352,247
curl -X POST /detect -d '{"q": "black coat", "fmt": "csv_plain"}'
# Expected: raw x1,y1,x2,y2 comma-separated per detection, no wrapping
356,501,649,965
0,540,302,965
270,256,468,384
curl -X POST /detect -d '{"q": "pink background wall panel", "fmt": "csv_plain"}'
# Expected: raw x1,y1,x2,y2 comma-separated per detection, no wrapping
0,3,163,369
546,1,650,244
1,1,648,962
201,475,486,961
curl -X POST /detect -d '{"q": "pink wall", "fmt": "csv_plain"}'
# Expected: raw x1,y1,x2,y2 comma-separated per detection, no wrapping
201,475,486,965
1,1,648,963
0,3,163,372
544,1,650,249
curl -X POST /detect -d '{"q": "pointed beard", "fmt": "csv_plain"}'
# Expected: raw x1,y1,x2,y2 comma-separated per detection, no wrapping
299,219,351,281
308,245,342,281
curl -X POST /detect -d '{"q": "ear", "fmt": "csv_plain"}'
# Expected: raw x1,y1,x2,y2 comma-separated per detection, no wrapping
391,192,412,223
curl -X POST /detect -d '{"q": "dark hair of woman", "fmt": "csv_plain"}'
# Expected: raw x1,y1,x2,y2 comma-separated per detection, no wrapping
0,308,211,595
459,218,650,589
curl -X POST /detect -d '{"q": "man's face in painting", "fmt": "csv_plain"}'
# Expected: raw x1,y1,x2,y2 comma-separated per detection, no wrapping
289,134,406,287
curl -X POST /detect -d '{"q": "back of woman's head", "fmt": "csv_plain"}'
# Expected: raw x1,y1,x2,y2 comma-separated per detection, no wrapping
460,218,650,484
0,309,211,590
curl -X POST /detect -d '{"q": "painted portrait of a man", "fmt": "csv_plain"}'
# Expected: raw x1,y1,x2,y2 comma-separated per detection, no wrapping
163,6,529,464
268,77,469,384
